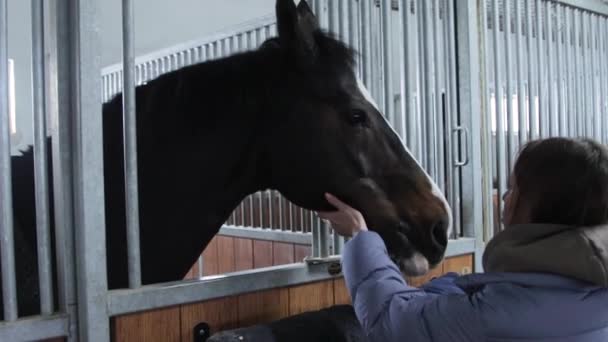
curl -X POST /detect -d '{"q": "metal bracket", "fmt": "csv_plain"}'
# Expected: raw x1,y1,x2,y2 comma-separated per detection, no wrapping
304,255,343,276
453,126,470,167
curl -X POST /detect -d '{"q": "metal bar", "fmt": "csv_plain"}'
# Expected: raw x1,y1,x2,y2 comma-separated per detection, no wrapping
567,8,576,138
340,0,349,44
446,0,460,237
600,17,608,144
537,0,546,138
528,0,538,139
423,0,436,179
267,190,273,228
576,9,582,138
121,0,142,288
361,0,373,88
330,0,339,35
434,0,445,192
516,0,526,145
556,5,566,137
332,232,344,255
312,217,321,257
348,0,361,75
505,0,515,169
591,14,600,142
44,0,80,336
401,0,415,153
219,226,312,245
493,0,506,229
319,220,330,257
68,0,110,338
0,314,69,342
0,0,18,322
107,237,476,317
584,12,592,137
382,0,395,125
31,0,54,315
546,1,557,137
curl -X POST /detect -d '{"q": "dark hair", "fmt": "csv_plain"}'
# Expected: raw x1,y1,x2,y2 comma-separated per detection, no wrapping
513,137,608,226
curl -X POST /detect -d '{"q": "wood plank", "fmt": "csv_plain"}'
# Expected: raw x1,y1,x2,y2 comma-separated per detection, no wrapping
294,244,311,262
288,280,334,316
333,278,351,305
272,242,295,265
253,240,273,268
238,288,290,328
407,262,445,287
217,236,236,274
180,297,239,342
234,238,254,271
113,306,181,342
443,254,474,275
202,237,219,276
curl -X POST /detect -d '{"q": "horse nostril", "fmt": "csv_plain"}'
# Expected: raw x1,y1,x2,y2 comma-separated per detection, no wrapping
431,220,448,249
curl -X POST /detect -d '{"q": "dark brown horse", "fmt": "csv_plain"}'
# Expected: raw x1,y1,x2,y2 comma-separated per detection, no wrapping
6,0,451,319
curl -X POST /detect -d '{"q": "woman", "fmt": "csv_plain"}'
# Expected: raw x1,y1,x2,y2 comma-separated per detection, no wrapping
318,137,608,341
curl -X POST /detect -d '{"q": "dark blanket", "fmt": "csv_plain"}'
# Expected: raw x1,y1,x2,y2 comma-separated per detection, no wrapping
207,304,367,342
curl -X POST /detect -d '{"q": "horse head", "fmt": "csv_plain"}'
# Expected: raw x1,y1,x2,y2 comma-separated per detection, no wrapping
260,0,452,276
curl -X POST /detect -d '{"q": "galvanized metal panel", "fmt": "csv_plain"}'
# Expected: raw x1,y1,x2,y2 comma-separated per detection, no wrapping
0,0,18,322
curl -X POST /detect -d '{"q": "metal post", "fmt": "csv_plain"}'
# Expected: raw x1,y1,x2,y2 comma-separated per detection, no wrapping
121,0,142,289
454,0,484,268
0,0,18,322
32,0,54,315
445,0,460,238
64,0,110,339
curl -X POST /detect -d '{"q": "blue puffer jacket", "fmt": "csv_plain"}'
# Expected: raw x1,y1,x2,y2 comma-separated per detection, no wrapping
342,224,608,341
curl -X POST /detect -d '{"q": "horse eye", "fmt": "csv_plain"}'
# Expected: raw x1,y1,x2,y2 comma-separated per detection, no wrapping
348,109,367,126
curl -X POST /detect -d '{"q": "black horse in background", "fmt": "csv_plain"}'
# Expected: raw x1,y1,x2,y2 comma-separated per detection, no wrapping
6,1,452,337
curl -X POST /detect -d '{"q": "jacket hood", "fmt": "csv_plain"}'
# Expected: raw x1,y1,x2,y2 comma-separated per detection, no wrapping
483,223,608,287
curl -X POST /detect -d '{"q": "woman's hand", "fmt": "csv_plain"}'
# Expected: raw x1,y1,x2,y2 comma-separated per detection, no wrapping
317,193,368,237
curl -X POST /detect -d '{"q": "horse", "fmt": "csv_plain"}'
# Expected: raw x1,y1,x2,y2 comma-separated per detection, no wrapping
5,0,452,320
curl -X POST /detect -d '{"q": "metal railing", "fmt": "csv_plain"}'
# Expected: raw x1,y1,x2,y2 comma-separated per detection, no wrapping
480,0,608,241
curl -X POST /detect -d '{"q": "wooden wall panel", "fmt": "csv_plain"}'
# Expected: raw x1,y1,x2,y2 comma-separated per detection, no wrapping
180,297,239,342
217,236,236,274
288,281,334,316
443,254,474,275
114,254,474,340
333,278,351,305
113,306,181,342
234,237,254,271
253,240,273,268
294,244,311,262
238,288,290,328
272,242,295,265
202,237,219,276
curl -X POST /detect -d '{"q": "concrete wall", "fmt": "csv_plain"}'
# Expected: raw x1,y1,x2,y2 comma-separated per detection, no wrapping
8,0,274,154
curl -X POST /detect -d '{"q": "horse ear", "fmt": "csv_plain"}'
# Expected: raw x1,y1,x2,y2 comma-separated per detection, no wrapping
276,0,318,59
